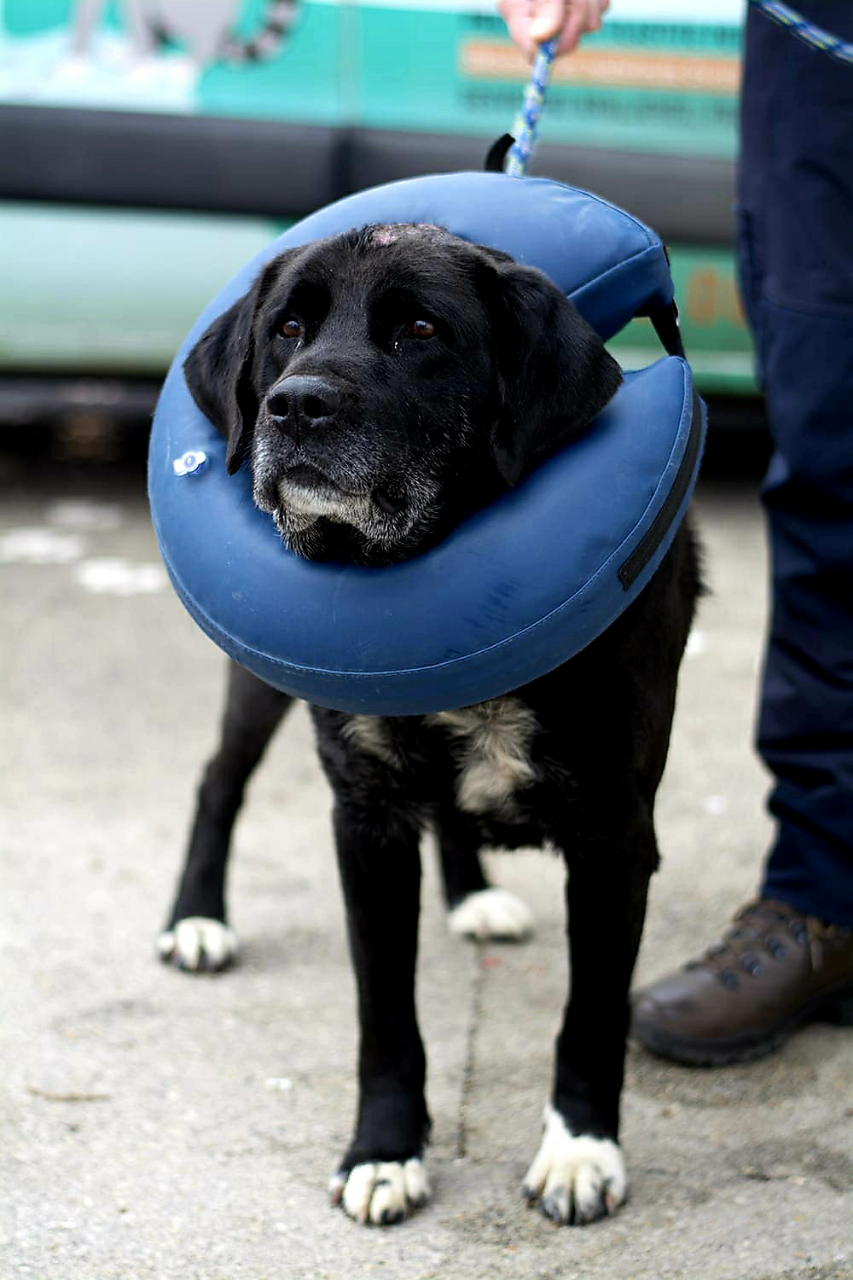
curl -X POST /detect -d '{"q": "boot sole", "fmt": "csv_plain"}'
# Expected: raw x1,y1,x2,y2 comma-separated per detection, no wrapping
630,980,853,1068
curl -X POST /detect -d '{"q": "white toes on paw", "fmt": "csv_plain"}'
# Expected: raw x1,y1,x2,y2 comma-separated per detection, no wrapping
157,917,238,972
447,887,534,941
329,1158,430,1225
523,1105,627,1226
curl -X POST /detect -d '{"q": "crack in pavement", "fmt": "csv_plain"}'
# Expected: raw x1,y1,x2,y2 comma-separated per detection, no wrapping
456,941,487,1160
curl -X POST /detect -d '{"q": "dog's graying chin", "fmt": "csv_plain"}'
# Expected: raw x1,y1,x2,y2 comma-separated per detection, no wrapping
183,221,623,567
266,479,438,565
251,405,474,566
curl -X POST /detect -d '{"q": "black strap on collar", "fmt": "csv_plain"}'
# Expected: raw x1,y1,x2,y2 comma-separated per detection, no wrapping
650,300,686,358
484,134,515,173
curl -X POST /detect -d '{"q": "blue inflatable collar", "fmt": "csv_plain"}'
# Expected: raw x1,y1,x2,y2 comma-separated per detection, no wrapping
149,173,705,715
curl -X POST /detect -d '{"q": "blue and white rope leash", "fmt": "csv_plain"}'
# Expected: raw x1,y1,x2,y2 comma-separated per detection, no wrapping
504,36,558,178
503,1,850,179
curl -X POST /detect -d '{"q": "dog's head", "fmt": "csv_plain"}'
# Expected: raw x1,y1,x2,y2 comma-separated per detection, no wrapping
184,223,621,564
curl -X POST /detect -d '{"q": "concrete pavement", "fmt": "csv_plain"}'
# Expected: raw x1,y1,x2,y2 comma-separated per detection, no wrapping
2,447,851,1279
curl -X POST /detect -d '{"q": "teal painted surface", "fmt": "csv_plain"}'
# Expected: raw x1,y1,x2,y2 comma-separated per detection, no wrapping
0,204,286,373
357,9,741,159
0,0,344,124
1,2,740,152
608,244,757,395
0,207,757,395
0,3,751,389
2,0,72,34
197,5,343,123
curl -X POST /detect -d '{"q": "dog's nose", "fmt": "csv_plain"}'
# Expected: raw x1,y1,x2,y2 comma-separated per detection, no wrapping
266,376,341,437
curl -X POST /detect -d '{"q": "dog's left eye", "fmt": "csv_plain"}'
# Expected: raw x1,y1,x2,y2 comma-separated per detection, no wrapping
409,319,436,340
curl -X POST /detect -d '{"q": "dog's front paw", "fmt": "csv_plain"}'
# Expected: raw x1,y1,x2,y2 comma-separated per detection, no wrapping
447,887,534,941
329,1158,430,1226
157,917,238,972
523,1105,627,1226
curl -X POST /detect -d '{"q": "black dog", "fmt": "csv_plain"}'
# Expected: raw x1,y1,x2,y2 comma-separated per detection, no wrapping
160,223,700,1227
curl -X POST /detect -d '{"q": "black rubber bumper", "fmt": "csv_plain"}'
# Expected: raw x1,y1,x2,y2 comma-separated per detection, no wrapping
0,105,735,245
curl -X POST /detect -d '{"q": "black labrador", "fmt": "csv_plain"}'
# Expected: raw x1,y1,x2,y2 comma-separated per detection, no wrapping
159,223,700,1227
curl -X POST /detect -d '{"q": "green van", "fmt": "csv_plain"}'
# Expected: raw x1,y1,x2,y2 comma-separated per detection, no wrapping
0,0,753,402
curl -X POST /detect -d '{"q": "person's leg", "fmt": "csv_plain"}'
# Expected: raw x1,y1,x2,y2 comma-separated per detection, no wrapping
632,3,853,1063
746,2,853,926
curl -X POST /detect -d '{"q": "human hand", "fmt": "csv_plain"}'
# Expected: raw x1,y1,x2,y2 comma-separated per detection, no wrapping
498,0,610,61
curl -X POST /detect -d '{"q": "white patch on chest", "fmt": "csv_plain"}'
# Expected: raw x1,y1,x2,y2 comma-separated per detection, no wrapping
427,698,539,815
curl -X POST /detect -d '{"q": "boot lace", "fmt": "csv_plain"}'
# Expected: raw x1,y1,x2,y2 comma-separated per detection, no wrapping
686,900,829,990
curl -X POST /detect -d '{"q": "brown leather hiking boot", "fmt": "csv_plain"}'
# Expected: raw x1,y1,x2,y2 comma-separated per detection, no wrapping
631,899,853,1066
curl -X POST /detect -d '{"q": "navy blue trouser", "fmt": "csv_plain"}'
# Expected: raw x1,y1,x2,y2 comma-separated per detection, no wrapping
737,2,853,925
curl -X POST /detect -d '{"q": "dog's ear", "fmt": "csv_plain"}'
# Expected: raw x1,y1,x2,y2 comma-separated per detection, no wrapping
488,260,622,486
183,289,260,475
183,254,290,475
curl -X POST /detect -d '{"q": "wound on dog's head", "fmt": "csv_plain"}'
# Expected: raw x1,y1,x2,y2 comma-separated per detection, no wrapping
366,222,446,248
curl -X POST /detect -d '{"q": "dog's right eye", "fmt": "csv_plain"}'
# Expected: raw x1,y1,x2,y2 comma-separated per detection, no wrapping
279,319,303,340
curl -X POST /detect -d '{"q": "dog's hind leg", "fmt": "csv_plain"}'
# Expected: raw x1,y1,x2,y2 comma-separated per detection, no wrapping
158,661,294,972
436,811,534,942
